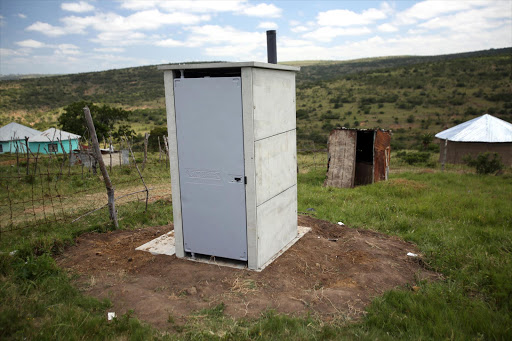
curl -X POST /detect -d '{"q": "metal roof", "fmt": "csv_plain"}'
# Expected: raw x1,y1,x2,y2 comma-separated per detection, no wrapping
435,114,512,142
29,128,81,142
0,122,41,141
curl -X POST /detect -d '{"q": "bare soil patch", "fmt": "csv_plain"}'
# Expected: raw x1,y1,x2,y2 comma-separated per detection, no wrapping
57,216,440,330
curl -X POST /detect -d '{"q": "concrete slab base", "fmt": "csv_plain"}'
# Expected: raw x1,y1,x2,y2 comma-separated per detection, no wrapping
135,230,176,256
135,226,311,271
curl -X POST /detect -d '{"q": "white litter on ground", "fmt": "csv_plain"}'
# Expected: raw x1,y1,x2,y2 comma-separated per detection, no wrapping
107,312,116,321
135,226,311,271
407,252,418,257
337,221,344,226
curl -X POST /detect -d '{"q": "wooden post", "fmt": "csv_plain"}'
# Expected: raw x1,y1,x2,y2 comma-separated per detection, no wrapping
33,145,40,176
142,132,150,171
109,134,113,173
83,106,118,228
68,139,72,175
25,136,30,175
442,139,448,172
15,142,20,175
163,135,169,168
158,136,162,163
118,137,123,170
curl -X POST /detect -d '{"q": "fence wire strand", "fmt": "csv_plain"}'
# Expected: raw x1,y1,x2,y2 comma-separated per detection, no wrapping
0,147,173,236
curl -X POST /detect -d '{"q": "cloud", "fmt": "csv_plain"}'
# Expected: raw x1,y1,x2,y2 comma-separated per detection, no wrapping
61,10,210,33
26,9,210,39
317,8,387,27
26,21,69,36
61,1,95,13
120,0,282,18
155,38,186,47
56,44,80,55
257,21,278,30
119,0,159,11
0,48,30,58
378,23,398,32
18,13,27,19
280,38,311,48
240,3,282,18
303,26,371,42
93,47,125,53
158,0,246,13
418,5,512,33
90,31,148,46
394,0,486,25
185,25,265,48
0,15,5,27
16,39,46,48
291,25,309,33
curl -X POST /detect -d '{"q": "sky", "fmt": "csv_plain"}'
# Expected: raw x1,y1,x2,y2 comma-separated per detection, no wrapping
0,0,511,75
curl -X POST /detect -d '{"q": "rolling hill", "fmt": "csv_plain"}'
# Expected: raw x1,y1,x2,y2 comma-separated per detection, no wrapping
0,47,511,149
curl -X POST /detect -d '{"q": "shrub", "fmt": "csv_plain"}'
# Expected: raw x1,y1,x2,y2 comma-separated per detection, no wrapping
296,109,309,119
399,151,431,165
320,112,339,120
463,152,504,174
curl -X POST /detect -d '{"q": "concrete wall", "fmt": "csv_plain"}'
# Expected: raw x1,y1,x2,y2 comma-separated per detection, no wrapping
438,140,512,166
0,140,29,154
244,67,298,269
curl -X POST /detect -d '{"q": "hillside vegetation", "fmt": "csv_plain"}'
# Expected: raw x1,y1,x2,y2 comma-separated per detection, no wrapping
0,48,511,149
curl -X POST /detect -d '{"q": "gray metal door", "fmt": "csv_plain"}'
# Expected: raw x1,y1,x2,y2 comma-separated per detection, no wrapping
174,77,247,261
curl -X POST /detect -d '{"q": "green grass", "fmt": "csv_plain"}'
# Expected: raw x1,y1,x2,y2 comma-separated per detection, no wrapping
1,153,511,339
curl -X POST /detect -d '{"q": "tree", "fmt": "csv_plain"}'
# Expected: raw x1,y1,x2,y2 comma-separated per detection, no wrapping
421,133,434,150
113,124,136,140
58,101,129,140
147,126,168,151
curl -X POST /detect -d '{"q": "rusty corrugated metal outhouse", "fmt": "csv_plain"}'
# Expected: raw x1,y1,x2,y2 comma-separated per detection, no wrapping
324,128,391,188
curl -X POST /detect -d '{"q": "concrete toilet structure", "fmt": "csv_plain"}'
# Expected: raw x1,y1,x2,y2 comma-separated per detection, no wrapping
159,62,301,270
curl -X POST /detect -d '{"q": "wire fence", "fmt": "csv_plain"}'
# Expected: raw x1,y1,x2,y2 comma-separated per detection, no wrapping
0,138,331,236
2,135,473,237
0,137,172,237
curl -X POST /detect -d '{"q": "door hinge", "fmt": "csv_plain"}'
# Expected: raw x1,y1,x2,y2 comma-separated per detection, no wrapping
244,176,247,184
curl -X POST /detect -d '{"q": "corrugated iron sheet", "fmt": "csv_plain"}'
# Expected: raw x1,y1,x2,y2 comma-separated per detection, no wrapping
374,130,391,182
435,114,512,142
0,122,41,141
29,128,81,142
324,129,357,188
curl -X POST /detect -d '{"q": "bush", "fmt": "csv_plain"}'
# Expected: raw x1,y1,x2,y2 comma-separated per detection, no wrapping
399,151,431,165
320,112,339,120
463,152,504,174
296,109,309,119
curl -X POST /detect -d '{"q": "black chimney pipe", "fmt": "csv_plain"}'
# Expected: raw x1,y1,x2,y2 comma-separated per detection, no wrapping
266,30,277,64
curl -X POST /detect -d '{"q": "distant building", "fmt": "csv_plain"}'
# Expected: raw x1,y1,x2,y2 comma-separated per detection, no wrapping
0,122,41,154
435,114,512,166
324,128,391,188
28,128,81,154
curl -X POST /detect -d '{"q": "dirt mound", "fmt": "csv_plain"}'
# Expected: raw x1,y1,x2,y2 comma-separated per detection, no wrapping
57,216,439,329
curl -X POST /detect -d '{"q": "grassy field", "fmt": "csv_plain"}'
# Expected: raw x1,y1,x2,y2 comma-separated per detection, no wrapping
1,152,511,340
